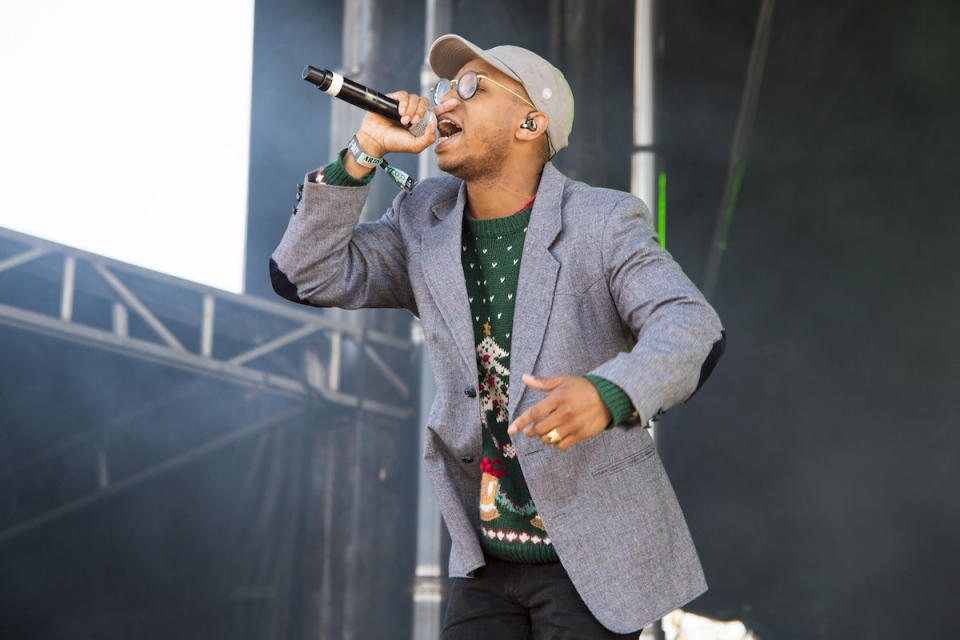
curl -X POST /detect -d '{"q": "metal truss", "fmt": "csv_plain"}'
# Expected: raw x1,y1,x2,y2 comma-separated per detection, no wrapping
0,226,413,418
0,226,417,544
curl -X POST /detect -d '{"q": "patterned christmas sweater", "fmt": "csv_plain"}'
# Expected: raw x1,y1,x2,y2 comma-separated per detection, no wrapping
318,154,637,563
462,200,637,562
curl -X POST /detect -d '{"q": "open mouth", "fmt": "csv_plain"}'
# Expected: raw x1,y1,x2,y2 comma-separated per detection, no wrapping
437,118,462,144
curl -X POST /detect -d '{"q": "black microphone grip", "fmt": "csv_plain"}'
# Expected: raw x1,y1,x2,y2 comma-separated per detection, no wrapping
302,66,402,123
302,66,435,138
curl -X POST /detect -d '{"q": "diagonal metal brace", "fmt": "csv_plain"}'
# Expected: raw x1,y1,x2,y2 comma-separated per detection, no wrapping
228,324,321,366
0,247,47,273
93,263,186,351
364,343,410,397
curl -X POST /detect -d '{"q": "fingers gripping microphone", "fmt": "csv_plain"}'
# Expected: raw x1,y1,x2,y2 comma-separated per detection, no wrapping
302,66,436,138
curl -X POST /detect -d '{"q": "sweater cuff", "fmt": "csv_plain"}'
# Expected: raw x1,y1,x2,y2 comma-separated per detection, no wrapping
583,374,638,429
313,149,375,187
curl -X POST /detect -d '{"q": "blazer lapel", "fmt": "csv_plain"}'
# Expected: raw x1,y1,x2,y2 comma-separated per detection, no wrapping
508,163,564,424
421,183,477,378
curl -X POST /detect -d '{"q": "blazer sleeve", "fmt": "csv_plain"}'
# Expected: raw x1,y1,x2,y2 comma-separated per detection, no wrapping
586,194,726,425
269,175,417,314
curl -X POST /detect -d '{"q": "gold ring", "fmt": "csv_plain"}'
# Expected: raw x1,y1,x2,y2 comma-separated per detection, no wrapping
546,428,562,445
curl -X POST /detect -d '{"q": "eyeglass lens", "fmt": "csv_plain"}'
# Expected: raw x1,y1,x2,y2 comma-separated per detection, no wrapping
434,71,480,105
457,71,478,99
433,79,450,105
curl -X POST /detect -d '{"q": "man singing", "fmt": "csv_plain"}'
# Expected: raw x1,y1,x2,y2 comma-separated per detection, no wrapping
271,33,726,639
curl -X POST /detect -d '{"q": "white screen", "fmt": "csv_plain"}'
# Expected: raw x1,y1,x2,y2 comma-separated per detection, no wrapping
0,0,255,293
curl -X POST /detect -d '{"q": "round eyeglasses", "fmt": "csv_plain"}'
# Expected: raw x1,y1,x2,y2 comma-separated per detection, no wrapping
433,70,537,110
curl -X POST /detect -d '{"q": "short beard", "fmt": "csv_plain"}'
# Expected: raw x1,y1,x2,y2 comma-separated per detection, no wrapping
437,129,511,183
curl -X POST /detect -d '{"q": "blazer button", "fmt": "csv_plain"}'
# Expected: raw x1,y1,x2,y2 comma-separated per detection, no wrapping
464,386,477,398
461,455,474,463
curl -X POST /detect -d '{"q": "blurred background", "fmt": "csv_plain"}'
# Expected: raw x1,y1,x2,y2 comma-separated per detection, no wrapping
1,0,958,638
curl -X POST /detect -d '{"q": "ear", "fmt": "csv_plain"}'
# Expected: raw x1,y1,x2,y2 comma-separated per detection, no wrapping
515,112,549,143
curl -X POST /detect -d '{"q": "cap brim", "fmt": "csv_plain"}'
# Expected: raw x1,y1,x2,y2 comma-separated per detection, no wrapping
428,34,520,82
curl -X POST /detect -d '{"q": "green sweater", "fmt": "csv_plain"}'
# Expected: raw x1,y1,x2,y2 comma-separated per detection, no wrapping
319,154,637,562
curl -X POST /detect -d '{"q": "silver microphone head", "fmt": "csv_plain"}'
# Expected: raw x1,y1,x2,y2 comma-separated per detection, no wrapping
408,110,437,139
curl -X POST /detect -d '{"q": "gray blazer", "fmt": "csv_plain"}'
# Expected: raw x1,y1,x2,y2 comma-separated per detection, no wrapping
271,162,725,633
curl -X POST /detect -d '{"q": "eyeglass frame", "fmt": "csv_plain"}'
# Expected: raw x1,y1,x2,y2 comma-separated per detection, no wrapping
433,70,538,111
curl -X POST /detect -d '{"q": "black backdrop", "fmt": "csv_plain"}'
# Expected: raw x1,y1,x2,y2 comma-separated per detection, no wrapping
657,1,960,637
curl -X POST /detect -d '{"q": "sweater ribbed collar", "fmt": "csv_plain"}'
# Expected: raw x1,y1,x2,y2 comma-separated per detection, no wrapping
465,199,534,238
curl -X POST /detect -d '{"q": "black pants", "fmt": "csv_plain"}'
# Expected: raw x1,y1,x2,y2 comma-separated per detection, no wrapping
441,556,642,640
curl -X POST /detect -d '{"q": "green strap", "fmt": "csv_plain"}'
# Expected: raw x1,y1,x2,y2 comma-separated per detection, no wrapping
347,135,415,194
380,159,415,193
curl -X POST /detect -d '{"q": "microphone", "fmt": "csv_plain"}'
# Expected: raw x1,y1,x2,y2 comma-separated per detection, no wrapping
302,66,436,138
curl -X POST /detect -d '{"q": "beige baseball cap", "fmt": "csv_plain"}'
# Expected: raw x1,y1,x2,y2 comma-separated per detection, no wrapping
428,34,574,156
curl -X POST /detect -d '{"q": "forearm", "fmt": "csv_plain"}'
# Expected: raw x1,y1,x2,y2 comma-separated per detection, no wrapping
590,195,726,423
